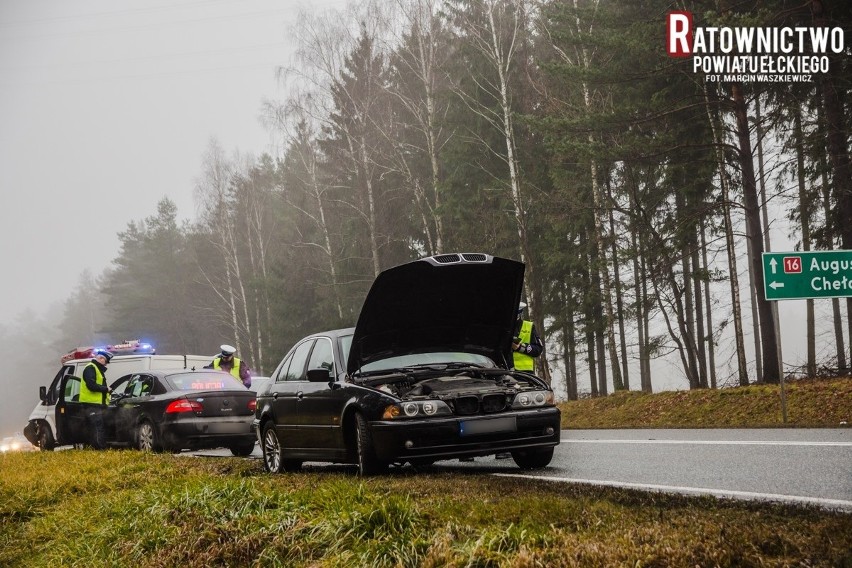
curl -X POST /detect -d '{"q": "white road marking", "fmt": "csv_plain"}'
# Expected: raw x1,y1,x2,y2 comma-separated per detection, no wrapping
563,439,852,447
494,473,852,512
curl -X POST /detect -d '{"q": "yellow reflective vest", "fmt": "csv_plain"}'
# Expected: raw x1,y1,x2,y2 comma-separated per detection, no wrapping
79,362,109,405
213,356,242,380
513,320,535,371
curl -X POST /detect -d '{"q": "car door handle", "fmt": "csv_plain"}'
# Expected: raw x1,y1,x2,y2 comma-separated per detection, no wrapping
296,391,304,400
272,392,278,399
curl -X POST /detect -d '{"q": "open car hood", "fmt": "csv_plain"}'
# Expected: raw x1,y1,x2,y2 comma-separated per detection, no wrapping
347,253,525,374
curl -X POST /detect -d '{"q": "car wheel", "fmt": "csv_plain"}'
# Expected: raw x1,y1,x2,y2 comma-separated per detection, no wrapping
230,439,256,457
511,447,554,470
136,421,161,452
355,413,386,476
262,423,284,473
37,424,55,451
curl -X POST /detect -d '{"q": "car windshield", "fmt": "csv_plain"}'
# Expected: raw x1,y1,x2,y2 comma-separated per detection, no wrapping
339,334,496,373
165,372,245,391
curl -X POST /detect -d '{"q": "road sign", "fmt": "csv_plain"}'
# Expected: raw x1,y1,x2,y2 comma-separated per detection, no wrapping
762,250,852,300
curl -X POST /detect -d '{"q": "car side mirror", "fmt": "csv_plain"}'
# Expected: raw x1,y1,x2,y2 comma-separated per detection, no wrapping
307,368,331,382
39,386,46,402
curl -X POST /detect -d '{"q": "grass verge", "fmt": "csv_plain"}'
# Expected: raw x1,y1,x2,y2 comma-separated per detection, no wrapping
1,450,850,567
558,377,852,429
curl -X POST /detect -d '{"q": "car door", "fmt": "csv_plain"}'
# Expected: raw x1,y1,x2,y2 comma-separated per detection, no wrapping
107,374,135,443
270,339,313,450
295,336,345,451
55,373,87,446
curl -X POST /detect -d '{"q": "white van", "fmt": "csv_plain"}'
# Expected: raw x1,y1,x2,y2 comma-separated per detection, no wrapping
24,352,211,450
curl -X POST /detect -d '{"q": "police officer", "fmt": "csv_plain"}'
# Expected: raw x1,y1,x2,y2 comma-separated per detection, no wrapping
512,302,543,372
79,349,113,450
206,344,252,387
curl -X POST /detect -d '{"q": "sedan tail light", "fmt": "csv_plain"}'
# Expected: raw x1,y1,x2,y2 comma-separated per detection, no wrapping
248,399,257,412
166,399,203,413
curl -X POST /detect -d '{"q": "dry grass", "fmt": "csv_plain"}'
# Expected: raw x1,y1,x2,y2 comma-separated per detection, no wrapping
1,450,850,567
559,377,852,429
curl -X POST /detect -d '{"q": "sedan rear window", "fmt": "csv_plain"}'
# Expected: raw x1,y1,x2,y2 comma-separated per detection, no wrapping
165,372,246,391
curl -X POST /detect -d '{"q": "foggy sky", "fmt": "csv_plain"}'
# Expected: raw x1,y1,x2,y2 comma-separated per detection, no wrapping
0,1,839,438
0,0,344,323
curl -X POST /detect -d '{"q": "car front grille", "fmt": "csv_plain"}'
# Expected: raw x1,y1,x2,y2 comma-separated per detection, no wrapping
454,396,480,416
481,394,506,413
452,394,507,416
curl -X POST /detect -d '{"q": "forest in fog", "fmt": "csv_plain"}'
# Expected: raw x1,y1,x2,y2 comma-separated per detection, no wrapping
2,0,849,434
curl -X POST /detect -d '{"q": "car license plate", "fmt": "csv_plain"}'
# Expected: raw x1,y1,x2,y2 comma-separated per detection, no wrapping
459,416,517,437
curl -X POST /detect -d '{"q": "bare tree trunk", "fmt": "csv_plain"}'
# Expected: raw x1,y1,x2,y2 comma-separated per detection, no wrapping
731,81,779,383
633,226,650,392
677,191,699,389
691,242,708,388
755,96,784,378
641,251,652,390
562,281,578,400
793,105,816,376
607,180,629,390
387,0,447,253
816,101,848,372
812,0,852,371
700,219,718,388
745,219,764,380
703,84,748,385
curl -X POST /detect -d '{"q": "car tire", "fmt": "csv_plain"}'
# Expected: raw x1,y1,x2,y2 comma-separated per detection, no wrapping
355,412,386,476
262,423,285,473
511,447,554,469
230,439,256,457
37,423,55,451
136,420,161,453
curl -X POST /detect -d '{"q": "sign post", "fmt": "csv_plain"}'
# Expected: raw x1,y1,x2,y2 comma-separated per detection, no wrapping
762,250,852,301
760,249,851,425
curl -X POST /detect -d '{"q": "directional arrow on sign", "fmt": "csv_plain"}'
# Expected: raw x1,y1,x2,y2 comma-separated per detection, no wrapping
763,250,852,300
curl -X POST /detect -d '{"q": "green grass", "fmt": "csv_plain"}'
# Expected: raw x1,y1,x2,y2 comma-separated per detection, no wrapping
1,450,850,567
558,377,852,429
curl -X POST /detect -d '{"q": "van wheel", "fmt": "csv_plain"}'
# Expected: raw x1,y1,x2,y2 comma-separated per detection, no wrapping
136,421,161,452
37,424,55,451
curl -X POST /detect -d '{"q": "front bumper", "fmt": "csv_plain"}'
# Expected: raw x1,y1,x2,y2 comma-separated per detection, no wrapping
369,407,560,462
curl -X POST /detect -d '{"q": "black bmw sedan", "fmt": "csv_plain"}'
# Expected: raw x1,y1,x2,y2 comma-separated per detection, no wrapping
59,370,257,455
254,253,561,475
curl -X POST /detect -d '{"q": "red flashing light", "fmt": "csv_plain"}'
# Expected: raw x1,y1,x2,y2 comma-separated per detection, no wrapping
60,339,156,363
166,400,203,414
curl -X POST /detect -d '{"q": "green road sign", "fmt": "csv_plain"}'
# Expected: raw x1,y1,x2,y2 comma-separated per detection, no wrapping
762,250,852,300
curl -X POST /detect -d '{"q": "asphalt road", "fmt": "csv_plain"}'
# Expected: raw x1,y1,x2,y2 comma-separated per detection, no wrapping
188,428,852,511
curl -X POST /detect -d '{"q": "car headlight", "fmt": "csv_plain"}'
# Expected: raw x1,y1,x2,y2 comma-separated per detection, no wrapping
382,400,452,419
511,390,554,409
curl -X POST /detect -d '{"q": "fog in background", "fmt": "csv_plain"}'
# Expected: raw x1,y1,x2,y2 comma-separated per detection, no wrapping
0,0,841,438
0,0,346,436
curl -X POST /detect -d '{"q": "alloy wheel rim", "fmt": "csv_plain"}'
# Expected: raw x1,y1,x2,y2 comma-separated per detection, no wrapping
264,430,280,471
139,424,153,450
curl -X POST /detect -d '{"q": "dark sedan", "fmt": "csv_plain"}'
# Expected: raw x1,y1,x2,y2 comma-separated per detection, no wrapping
254,253,561,475
61,370,257,455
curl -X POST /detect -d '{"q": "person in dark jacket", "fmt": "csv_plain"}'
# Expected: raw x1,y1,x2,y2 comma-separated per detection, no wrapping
79,349,113,449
